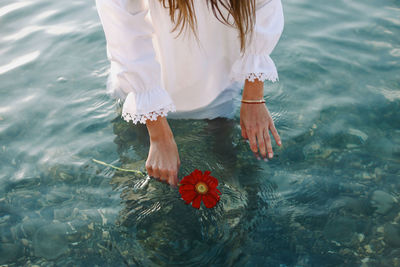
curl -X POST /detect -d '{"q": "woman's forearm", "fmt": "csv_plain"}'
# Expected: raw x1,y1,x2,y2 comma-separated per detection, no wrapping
146,116,174,141
242,79,264,100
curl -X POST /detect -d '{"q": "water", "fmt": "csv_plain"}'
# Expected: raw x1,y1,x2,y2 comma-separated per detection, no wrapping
0,0,399,266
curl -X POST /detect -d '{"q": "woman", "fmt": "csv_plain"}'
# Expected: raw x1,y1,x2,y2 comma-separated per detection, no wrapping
95,0,284,186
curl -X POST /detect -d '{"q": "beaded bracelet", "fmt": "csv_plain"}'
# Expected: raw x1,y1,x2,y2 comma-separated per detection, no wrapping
241,99,266,104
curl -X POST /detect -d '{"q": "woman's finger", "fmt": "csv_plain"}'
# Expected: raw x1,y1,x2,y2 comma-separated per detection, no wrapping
152,168,161,179
248,129,259,157
159,168,169,182
168,170,178,187
257,129,267,159
242,127,248,139
146,164,153,177
264,130,273,159
270,123,281,146
240,121,248,139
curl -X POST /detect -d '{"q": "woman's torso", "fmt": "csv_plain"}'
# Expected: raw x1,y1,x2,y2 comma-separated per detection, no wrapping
145,0,243,112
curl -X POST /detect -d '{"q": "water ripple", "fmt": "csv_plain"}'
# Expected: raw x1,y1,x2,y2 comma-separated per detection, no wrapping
0,2,34,18
0,50,40,75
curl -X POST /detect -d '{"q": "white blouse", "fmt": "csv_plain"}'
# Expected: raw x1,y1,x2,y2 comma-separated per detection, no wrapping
95,0,284,124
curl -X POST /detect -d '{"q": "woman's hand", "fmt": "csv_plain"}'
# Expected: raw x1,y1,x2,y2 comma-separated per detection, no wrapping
145,116,180,186
240,79,282,160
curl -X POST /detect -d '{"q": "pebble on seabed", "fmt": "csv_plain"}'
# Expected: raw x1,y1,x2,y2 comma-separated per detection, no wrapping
371,190,398,215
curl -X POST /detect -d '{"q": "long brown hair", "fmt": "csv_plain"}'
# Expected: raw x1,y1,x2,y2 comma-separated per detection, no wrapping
158,0,256,52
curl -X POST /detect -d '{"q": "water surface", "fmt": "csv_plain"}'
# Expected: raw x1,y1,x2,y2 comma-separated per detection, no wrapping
0,0,399,266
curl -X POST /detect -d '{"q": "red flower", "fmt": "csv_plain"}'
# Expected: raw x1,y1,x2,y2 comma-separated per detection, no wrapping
179,169,221,209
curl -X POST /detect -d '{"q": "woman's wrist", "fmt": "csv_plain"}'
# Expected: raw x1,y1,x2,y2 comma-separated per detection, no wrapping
242,79,264,100
146,115,174,141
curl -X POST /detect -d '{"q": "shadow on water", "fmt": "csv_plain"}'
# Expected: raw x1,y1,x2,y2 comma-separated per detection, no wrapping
107,115,281,266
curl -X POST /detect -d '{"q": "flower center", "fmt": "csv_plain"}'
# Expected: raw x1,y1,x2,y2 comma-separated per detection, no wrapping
195,182,208,194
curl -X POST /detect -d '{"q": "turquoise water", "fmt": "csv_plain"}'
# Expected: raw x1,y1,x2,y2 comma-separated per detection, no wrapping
1,0,399,265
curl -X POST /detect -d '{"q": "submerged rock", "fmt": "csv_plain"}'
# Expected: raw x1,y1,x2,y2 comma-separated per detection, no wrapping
33,223,69,260
0,242,23,264
302,142,323,158
348,128,368,143
384,224,400,248
323,217,356,244
46,188,71,204
20,218,48,239
371,190,397,214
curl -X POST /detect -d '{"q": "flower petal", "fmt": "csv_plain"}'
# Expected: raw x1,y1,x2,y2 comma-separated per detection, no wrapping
180,174,196,185
191,195,202,209
208,189,221,202
205,175,219,189
179,184,195,192
193,169,202,182
203,194,218,208
181,190,197,203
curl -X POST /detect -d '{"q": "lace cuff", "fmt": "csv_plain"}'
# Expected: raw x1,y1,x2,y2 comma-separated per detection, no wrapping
122,103,176,124
121,90,176,125
244,72,279,83
230,53,279,83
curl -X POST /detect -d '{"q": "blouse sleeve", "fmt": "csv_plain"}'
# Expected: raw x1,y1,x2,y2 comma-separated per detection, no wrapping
230,0,284,83
95,0,176,124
